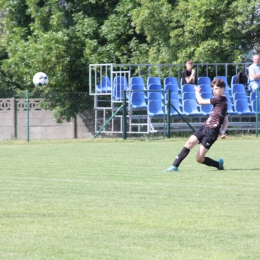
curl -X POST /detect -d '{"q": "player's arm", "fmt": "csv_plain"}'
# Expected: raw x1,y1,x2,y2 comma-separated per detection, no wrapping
185,69,196,83
194,85,211,105
220,115,229,139
249,67,260,80
185,76,193,84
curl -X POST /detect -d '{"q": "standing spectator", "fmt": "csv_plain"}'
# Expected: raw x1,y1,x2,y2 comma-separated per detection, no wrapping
182,60,196,84
248,54,260,91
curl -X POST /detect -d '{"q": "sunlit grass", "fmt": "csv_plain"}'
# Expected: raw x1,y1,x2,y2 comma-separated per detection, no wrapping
0,137,259,259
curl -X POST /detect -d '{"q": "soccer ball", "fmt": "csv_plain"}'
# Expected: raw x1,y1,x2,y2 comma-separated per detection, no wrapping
33,72,48,87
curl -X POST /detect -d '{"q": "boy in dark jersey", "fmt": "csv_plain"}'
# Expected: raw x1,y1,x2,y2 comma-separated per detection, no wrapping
163,78,229,172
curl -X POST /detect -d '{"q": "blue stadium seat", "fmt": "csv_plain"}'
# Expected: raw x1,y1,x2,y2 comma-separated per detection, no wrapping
130,92,147,109
164,77,178,87
148,84,163,101
233,92,248,101
249,91,260,103
164,84,179,93
199,84,212,93
112,85,128,100
167,99,181,116
181,84,195,93
148,100,164,116
231,75,237,87
182,92,196,101
112,76,128,100
131,84,147,101
226,96,236,114
231,84,246,95
234,99,254,114
182,99,201,115
114,75,128,86
200,104,213,115
96,76,112,93
251,100,260,113
131,84,144,91
147,77,161,86
165,91,179,101
225,90,232,101
198,77,211,85
201,92,213,99
148,84,162,91
130,76,145,87
224,86,230,95
148,92,162,101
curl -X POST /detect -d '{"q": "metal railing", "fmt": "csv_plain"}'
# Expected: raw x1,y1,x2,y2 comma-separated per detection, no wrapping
89,62,251,95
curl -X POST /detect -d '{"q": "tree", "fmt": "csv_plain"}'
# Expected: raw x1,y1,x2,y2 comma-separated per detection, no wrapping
0,0,108,121
132,0,260,64
0,0,260,121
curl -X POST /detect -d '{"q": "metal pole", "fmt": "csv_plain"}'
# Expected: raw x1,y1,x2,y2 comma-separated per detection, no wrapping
170,104,195,132
256,88,258,137
167,89,170,138
123,90,127,139
26,90,30,142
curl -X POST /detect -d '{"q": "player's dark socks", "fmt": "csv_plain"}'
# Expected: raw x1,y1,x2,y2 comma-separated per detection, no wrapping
173,147,190,167
203,157,219,168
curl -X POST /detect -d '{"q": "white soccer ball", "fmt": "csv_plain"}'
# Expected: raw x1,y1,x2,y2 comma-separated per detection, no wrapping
33,72,48,87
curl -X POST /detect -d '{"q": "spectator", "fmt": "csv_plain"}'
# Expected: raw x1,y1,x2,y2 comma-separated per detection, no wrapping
182,59,196,84
235,71,248,90
248,54,260,91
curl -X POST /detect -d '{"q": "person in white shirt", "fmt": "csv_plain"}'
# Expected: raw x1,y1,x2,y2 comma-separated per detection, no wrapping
248,54,260,91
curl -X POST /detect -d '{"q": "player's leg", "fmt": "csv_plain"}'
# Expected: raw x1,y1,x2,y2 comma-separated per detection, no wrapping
197,144,223,170
173,135,199,166
162,135,199,172
196,127,224,170
184,134,200,149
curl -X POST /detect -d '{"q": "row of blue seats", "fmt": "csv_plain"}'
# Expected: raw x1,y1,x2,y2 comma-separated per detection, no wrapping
144,98,260,116
96,75,248,102
130,86,260,115
130,83,256,111
96,75,260,115
133,96,260,116
96,75,243,94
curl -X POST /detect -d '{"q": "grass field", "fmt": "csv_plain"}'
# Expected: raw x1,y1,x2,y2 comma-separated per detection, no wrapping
0,137,260,259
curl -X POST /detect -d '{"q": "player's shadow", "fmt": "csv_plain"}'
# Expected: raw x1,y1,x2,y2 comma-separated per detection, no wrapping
224,168,260,171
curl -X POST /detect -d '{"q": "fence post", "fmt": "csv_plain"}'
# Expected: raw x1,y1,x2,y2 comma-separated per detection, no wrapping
11,98,17,139
73,116,77,139
26,90,30,142
123,90,127,139
167,89,170,138
256,88,258,138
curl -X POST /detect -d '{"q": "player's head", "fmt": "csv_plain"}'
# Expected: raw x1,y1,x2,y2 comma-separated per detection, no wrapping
185,60,194,70
252,54,260,65
211,78,225,97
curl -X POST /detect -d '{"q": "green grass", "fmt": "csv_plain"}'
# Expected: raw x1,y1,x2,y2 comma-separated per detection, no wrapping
0,137,260,259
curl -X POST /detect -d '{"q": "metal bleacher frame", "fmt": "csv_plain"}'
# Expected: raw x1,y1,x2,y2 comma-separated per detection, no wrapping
89,62,258,135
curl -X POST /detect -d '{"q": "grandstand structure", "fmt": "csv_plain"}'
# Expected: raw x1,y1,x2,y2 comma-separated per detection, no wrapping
89,63,258,136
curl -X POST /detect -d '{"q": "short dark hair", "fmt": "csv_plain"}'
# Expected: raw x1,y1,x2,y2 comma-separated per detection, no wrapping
211,78,225,88
185,59,193,64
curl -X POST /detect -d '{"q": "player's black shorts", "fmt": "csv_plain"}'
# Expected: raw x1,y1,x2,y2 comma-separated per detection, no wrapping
193,125,219,150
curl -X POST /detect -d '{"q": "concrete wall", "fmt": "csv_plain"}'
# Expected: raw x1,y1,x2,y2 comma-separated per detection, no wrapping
0,98,95,140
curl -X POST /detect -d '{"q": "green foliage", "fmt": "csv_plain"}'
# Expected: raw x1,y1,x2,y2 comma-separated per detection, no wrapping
0,0,260,120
